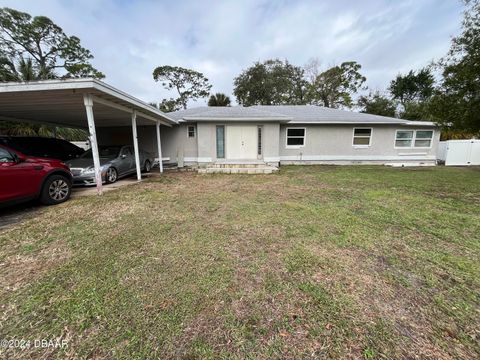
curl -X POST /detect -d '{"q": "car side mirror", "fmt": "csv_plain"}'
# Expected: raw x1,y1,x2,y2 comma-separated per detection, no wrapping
121,154,127,159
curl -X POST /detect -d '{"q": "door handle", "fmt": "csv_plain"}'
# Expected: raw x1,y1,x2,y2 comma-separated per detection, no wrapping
33,165,44,170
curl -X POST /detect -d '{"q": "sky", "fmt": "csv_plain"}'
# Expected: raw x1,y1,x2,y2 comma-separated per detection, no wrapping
0,0,465,107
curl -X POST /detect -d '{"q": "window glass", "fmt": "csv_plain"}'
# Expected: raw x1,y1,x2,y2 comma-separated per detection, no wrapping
416,130,433,139
354,128,371,136
80,146,121,159
287,137,304,146
122,147,133,156
257,126,262,156
353,137,370,145
414,139,432,147
287,128,305,137
0,148,14,162
216,126,225,158
396,131,413,139
353,128,372,146
286,128,305,147
395,130,433,148
395,131,413,147
188,125,195,138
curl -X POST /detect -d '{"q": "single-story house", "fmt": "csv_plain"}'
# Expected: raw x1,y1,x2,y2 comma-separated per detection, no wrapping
153,105,439,172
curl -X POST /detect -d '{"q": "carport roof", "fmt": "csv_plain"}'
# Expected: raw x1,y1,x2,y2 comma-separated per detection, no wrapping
0,78,177,128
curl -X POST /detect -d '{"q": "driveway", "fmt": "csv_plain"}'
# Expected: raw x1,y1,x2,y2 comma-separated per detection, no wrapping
0,173,160,230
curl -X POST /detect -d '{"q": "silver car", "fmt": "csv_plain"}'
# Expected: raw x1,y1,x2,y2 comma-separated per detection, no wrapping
67,145,153,185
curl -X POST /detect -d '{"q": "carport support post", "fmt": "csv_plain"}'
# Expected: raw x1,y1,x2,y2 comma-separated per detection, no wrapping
83,94,103,195
156,120,163,173
131,110,142,181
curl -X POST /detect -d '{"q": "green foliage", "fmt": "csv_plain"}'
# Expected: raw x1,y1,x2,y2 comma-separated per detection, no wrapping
358,91,396,117
152,65,212,110
388,67,435,120
0,121,87,140
306,61,366,108
233,59,307,106
440,128,480,141
431,1,480,131
389,68,434,106
0,7,104,80
208,92,231,106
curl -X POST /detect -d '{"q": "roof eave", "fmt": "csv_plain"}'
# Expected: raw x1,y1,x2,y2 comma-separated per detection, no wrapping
183,116,292,122
0,78,177,126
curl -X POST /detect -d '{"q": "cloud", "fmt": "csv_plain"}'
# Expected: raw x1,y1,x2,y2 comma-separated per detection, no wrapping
1,0,464,105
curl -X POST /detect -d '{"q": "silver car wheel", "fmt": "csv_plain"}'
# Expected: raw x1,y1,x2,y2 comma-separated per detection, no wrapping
106,167,117,183
48,179,69,201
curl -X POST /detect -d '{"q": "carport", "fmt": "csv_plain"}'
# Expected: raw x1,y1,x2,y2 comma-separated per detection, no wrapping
0,78,176,195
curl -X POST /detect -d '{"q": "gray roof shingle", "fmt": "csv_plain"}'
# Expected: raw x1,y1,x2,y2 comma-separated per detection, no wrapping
168,105,435,125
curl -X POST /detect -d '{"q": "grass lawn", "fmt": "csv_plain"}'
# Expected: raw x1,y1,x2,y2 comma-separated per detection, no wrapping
1,166,479,359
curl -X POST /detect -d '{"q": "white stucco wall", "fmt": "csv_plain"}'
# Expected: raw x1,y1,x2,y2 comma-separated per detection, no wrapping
95,122,440,168
279,124,440,165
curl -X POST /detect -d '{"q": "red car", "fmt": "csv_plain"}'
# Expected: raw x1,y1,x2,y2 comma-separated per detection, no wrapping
0,145,73,207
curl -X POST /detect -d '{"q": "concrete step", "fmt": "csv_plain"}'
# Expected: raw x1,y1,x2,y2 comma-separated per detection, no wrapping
198,166,278,174
210,162,268,169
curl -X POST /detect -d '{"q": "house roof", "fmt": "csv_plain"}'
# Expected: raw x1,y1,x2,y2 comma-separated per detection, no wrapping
169,105,436,126
171,106,291,122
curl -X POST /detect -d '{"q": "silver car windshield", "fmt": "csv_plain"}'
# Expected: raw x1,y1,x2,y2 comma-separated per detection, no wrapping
80,146,121,159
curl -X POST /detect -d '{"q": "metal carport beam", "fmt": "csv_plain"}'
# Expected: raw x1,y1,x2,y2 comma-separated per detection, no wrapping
83,94,103,195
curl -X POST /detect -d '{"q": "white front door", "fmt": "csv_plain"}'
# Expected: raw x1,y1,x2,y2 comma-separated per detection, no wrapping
226,126,258,160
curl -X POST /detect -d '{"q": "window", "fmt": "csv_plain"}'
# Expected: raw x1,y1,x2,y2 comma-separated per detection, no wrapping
0,147,15,163
414,130,433,148
257,126,262,156
286,128,306,147
395,130,434,148
216,126,225,158
395,130,414,147
187,125,196,138
353,128,372,146
120,147,132,156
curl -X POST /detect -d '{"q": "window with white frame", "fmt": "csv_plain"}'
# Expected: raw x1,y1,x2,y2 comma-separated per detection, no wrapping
353,128,372,146
187,125,195,138
395,130,414,147
414,130,434,148
286,128,305,147
395,130,433,148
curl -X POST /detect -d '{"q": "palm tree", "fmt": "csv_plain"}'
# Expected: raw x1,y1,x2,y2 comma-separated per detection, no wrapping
0,56,55,82
0,57,82,139
208,93,231,106
0,121,88,141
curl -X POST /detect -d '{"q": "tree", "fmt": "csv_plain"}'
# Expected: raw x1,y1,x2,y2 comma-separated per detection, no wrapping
358,91,396,117
306,61,366,108
389,68,434,108
233,59,307,106
208,93,231,106
0,7,104,80
152,65,212,110
431,0,480,131
0,120,87,140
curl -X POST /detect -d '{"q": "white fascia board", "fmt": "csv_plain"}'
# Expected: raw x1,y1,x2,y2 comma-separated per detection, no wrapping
183,116,292,122
287,121,408,125
404,121,438,126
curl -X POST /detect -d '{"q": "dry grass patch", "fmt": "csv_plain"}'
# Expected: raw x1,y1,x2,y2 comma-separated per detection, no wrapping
0,166,479,359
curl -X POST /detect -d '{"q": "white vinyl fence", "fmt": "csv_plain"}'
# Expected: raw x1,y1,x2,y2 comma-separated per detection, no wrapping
437,140,480,166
